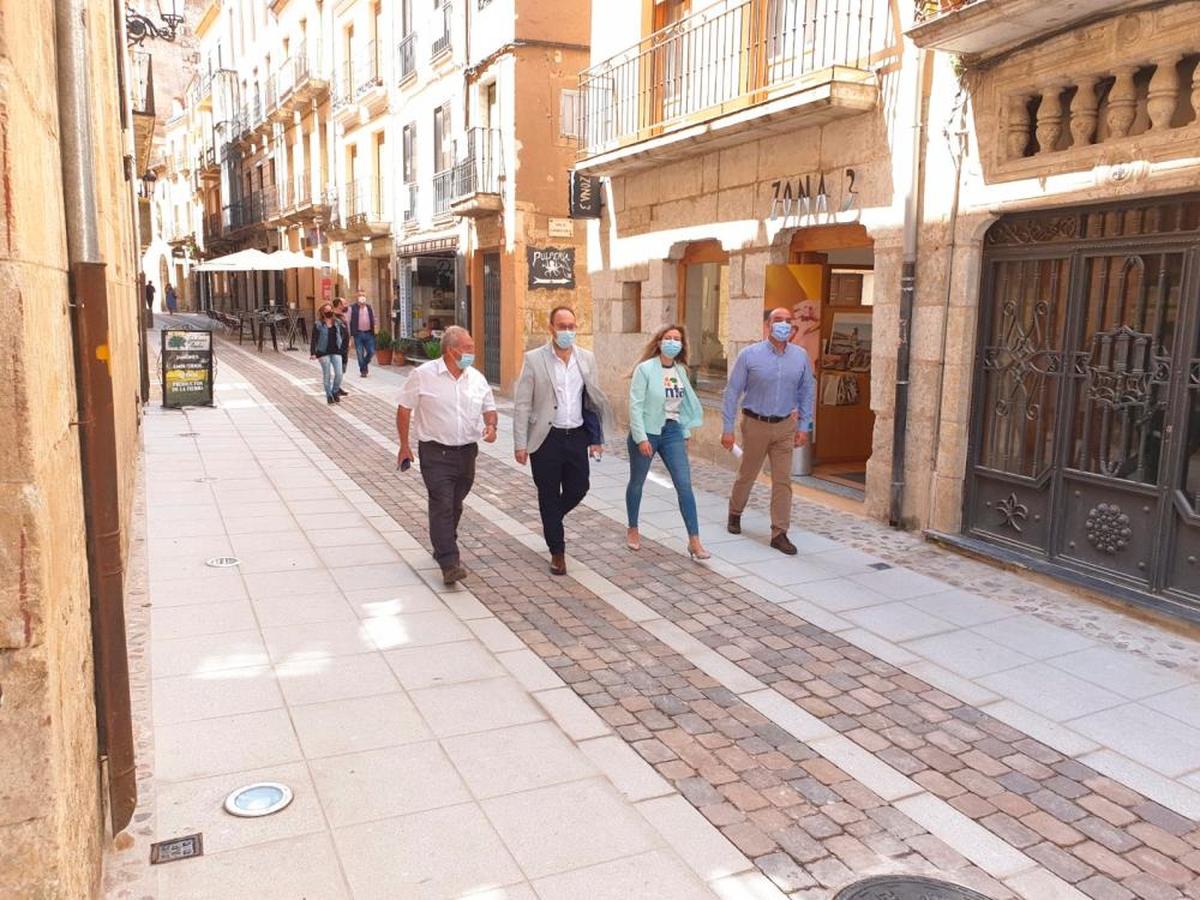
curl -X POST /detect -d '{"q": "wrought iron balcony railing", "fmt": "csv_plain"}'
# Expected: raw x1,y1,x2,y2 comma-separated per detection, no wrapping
333,60,355,111
398,32,417,82
432,4,452,59
357,41,386,94
578,0,878,157
403,183,418,226
344,177,389,222
432,169,454,217
131,50,154,115
451,127,502,200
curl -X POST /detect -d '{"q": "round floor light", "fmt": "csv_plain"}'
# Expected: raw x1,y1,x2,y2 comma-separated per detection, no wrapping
205,556,241,568
223,782,293,818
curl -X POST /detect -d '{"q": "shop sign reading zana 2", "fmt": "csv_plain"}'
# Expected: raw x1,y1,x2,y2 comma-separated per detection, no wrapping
768,168,860,225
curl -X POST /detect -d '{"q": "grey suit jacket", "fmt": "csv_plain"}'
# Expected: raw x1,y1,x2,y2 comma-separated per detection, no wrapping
512,343,613,454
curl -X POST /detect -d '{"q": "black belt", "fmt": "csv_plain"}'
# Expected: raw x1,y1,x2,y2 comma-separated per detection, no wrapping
419,440,475,451
742,408,789,424
549,425,586,434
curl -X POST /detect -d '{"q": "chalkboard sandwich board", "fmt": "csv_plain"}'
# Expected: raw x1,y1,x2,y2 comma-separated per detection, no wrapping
162,329,215,408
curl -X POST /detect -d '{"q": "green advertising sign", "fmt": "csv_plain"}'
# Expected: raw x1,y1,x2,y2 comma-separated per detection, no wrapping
161,329,214,408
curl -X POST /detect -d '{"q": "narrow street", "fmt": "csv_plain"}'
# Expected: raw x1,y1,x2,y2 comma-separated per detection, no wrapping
104,317,1200,899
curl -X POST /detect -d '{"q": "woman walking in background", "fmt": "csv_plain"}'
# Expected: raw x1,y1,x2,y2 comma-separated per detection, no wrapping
332,297,350,397
625,325,710,560
310,301,347,405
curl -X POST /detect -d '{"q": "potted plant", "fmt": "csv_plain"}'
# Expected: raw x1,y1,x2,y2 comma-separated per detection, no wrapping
422,338,442,362
375,330,395,366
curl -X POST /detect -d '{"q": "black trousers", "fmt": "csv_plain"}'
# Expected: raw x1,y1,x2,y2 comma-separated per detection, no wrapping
530,427,591,555
418,441,478,569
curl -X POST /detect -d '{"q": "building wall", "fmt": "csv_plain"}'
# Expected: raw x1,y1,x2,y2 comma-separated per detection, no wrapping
0,0,143,894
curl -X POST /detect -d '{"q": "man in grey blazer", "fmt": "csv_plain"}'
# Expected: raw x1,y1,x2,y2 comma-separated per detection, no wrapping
513,306,612,576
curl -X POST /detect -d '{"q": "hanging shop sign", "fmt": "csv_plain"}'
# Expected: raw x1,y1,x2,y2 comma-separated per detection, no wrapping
768,168,860,227
161,329,214,408
527,247,575,289
568,172,602,219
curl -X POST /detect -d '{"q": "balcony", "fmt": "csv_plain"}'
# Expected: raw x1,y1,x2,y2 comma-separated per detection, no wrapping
262,185,284,224
270,63,296,123
397,33,417,85
906,0,1134,59
332,60,358,125
253,89,274,139
344,177,391,237
198,141,219,180
280,46,330,111
131,51,155,175
431,4,452,60
449,128,503,217
203,212,222,244
355,42,389,118
402,183,418,231
432,169,454,219
576,0,882,175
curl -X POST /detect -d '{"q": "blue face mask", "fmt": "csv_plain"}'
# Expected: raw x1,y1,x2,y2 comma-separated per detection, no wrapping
554,330,576,349
770,321,794,343
660,338,682,359
458,352,475,369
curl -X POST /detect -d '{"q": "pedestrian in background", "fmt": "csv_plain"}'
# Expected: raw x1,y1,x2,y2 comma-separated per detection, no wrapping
165,284,178,313
625,325,710,560
396,326,497,586
332,296,350,397
349,288,376,378
144,280,156,313
720,306,815,555
310,301,347,405
513,306,611,576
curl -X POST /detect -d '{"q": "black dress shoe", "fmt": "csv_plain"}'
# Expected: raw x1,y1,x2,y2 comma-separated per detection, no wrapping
336,389,348,397
549,553,567,576
326,396,335,405
442,564,468,586
770,533,798,555
727,513,742,535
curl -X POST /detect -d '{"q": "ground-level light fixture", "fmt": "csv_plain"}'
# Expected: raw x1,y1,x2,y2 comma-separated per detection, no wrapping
223,783,293,818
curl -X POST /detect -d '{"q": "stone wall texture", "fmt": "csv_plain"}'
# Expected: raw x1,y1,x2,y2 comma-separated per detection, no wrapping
0,1,143,895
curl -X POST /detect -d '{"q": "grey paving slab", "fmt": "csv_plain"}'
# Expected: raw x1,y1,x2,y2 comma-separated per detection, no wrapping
847,567,953,599
904,629,1035,679
978,662,1126,722
1068,702,1200,777
906,589,1017,628
1143,683,1200,729
971,615,1095,659
1048,645,1192,699
787,576,893,611
841,601,957,643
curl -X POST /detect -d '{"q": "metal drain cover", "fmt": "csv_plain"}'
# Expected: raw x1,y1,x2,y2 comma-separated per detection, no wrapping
834,876,991,900
224,782,293,818
194,476,219,483
205,556,241,568
867,562,893,571
149,833,203,865
179,432,200,437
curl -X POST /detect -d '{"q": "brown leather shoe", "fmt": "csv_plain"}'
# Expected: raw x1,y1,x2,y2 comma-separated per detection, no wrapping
727,513,742,535
442,564,468,586
549,553,567,576
770,533,798,555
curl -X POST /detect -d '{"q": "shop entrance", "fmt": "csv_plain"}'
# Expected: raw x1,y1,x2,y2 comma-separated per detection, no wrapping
766,226,876,497
398,252,458,342
968,198,1200,616
482,252,502,384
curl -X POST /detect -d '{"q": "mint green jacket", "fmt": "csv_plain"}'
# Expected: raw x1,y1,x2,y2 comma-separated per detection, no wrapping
628,357,704,443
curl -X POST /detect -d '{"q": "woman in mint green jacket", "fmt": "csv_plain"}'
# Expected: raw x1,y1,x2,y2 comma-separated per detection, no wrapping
626,324,710,560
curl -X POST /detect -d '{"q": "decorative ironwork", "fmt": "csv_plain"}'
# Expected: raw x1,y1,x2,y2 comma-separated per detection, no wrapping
1189,358,1200,389
1085,503,1132,554
995,493,1029,533
985,215,1079,245
126,3,184,47
983,299,1062,422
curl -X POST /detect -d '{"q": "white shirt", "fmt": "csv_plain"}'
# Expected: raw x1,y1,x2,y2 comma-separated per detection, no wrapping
550,349,584,428
397,358,496,446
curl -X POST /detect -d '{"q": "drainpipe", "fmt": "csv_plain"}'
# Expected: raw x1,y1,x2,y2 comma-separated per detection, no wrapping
888,46,930,529
55,0,138,835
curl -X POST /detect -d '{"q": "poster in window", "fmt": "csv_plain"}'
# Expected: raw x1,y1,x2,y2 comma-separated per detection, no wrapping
527,247,575,289
822,312,872,373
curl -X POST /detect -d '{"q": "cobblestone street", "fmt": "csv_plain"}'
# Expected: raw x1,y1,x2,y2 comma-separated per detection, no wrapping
106,320,1200,899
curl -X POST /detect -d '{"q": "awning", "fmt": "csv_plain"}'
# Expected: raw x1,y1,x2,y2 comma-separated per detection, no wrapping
196,249,326,271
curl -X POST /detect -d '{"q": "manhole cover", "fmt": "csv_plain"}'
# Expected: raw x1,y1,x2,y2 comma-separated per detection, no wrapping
834,876,992,900
149,833,203,865
224,782,293,818
179,432,200,437
194,476,219,483
868,562,893,571
205,556,241,568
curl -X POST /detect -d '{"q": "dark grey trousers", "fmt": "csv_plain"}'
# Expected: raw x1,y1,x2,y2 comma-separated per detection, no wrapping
418,441,478,569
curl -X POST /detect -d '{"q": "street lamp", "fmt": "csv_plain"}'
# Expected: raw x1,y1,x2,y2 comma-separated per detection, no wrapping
126,1,184,47
140,169,158,199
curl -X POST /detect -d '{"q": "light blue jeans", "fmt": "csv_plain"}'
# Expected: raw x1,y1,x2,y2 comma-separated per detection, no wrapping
318,354,344,399
626,420,700,537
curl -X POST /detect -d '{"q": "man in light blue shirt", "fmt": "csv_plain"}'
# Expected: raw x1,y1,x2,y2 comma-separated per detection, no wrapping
720,307,816,554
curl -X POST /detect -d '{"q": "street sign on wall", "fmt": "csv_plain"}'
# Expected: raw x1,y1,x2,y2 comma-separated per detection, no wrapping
161,329,214,408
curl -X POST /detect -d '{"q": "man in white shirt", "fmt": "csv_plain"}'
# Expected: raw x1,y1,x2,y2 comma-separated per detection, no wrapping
512,306,611,576
397,326,498,585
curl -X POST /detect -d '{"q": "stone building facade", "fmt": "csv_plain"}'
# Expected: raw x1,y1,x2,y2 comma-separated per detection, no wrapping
578,0,1200,619
1,0,145,894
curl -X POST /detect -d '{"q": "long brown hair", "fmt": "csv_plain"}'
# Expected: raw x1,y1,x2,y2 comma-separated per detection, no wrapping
630,324,689,376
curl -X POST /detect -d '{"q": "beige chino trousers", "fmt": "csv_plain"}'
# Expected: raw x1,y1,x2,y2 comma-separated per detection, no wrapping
728,415,795,537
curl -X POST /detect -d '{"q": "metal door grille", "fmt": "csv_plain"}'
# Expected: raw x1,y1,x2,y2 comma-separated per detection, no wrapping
482,252,502,385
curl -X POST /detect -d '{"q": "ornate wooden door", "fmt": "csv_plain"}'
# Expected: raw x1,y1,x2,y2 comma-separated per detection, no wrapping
967,199,1200,614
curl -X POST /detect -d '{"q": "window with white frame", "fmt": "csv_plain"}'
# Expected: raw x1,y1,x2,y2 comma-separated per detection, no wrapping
559,89,581,139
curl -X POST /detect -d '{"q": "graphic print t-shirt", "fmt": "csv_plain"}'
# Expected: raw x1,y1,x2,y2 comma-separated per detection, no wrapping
662,366,685,420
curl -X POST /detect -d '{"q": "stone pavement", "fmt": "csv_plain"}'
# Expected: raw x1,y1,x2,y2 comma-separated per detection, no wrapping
106,318,1200,899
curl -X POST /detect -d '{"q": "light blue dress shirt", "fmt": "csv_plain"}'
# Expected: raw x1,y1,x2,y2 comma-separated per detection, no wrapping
721,340,816,433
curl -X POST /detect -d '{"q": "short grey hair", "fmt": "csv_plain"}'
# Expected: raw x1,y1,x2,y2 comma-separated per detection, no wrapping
442,325,470,351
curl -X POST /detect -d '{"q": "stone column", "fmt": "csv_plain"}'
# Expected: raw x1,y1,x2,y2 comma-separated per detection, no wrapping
1147,56,1181,130
1069,77,1099,148
1035,86,1065,153
1106,67,1138,138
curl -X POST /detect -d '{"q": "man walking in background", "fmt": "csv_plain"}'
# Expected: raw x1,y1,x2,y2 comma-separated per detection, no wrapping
513,306,611,576
349,288,376,377
397,326,498,586
721,306,815,555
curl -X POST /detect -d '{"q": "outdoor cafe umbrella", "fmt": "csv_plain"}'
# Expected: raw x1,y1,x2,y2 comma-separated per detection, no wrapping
265,250,325,269
194,248,277,271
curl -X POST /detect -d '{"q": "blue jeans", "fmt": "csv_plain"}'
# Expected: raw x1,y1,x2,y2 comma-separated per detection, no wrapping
354,331,375,374
626,420,700,538
318,354,344,399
